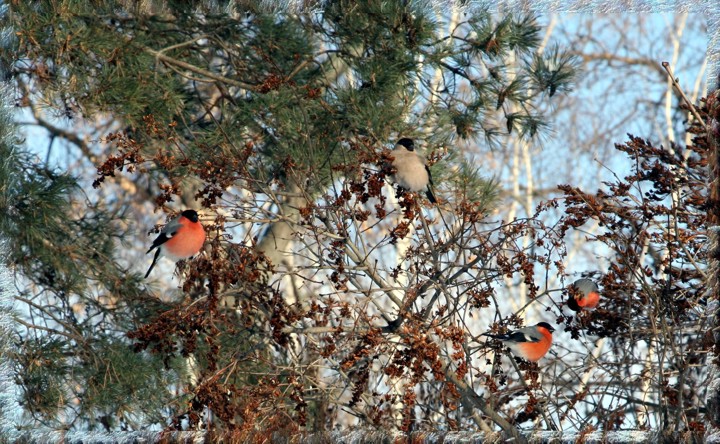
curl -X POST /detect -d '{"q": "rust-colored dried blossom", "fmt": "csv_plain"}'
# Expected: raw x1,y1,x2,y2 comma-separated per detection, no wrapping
93,131,145,188
258,73,288,93
389,220,411,244
513,393,539,424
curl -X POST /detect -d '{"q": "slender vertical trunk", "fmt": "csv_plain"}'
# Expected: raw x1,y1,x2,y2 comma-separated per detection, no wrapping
0,240,20,441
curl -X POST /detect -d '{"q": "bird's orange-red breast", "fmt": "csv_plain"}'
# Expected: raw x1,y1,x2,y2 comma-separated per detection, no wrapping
145,209,205,278
568,278,600,311
482,322,555,362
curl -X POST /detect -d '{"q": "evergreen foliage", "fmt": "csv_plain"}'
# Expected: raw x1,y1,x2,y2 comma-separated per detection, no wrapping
0,107,183,431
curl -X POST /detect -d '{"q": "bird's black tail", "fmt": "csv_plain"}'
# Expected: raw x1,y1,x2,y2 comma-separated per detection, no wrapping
426,188,437,204
144,248,161,278
481,332,509,341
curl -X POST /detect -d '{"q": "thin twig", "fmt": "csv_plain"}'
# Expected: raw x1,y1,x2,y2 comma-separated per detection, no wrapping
443,362,527,443
661,62,707,131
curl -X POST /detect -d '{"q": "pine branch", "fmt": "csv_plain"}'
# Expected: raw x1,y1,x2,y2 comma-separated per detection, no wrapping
143,46,259,91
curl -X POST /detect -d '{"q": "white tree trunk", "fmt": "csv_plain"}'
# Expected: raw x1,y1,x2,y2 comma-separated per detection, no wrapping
0,239,21,441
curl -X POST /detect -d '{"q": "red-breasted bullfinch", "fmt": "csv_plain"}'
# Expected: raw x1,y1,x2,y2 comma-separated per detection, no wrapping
144,209,206,278
568,278,600,311
482,322,555,362
391,138,437,203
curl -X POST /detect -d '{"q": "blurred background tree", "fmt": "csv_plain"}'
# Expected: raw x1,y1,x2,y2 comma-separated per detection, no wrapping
0,1,711,441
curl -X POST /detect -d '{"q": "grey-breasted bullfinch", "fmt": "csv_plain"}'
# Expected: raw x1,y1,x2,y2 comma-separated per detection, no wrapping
568,278,600,311
482,322,555,362
391,138,437,203
144,209,206,278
